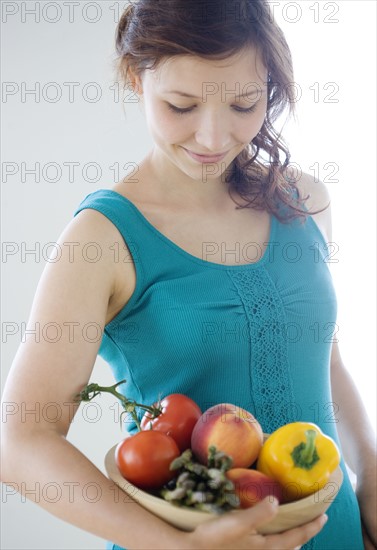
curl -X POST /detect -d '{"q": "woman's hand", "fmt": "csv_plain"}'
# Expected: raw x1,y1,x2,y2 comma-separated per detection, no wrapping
182,497,327,550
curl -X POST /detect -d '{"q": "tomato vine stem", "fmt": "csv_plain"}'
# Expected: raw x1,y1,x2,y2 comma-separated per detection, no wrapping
75,379,162,431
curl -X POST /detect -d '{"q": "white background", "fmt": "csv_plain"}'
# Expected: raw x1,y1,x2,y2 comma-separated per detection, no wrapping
1,1,376,549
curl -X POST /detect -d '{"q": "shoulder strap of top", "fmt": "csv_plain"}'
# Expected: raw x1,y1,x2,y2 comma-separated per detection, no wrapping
72,187,202,287
73,187,328,272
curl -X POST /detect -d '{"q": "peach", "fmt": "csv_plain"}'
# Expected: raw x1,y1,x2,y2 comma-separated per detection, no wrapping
190,403,263,468
226,468,284,508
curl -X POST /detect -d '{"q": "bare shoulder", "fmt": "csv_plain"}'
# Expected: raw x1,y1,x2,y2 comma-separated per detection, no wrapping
73,203,138,249
58,207,128,305
289,169,333,243
71,206,137,324
70,205,124,244
292,170,331,210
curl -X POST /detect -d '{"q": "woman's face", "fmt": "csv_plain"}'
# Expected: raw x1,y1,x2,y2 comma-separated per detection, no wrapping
135,48,268,183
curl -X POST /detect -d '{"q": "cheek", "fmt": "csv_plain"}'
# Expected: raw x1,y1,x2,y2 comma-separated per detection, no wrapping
240,106,267,143
235,114,265,144
145,103,186,143
159,120,188,143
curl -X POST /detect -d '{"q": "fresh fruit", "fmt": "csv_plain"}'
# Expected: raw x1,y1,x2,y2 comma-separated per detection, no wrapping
226,468,284,508
115,430,180,490
191,403,263,468
141,393,202,452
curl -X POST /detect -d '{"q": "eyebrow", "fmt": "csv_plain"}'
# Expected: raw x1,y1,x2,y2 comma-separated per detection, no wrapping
163,89,267,100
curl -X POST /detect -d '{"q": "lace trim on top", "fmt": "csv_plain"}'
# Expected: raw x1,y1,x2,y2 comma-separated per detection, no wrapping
228,267,297,434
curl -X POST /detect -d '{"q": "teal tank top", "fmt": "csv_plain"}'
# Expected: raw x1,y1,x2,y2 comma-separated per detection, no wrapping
73,188,363,550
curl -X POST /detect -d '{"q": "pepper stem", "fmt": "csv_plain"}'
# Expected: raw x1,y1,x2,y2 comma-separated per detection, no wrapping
291,429,320,470
75,380,162,432
301,429,317,463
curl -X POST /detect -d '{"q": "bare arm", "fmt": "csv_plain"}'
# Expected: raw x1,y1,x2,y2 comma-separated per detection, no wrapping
330,342,377,547
330,343,376,477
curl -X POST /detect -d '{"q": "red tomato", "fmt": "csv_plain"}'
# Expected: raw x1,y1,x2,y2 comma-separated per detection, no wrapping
140,394,202,452
115,431,180,490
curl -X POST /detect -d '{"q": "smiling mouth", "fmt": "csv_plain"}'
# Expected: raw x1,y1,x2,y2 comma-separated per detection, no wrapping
183,148,230,163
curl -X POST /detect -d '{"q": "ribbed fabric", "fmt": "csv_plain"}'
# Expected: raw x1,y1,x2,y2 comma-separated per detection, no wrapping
74,189,363,550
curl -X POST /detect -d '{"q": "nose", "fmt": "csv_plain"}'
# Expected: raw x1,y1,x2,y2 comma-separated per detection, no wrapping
194,110,232,153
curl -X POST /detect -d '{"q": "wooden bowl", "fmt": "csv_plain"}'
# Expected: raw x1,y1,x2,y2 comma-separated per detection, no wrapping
104,444,343,534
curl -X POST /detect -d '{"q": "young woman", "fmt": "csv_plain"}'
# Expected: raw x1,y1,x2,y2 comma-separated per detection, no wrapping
2,1,376,549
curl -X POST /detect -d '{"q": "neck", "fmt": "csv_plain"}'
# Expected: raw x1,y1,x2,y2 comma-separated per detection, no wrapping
141,147,235,210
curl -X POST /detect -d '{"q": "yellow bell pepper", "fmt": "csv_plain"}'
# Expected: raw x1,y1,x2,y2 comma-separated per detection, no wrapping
257,422,341,502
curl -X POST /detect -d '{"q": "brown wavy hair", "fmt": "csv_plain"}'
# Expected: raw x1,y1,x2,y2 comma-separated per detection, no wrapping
114,0,321,221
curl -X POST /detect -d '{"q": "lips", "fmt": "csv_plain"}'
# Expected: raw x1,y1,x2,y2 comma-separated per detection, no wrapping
183,148,229,164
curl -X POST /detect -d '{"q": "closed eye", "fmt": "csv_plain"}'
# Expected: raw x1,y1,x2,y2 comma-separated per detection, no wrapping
233,104,259,114
166,102,259,115
167,104,195,115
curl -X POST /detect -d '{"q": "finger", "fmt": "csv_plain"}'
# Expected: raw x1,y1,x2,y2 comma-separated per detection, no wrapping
267,514,328,549
200,496,279,543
